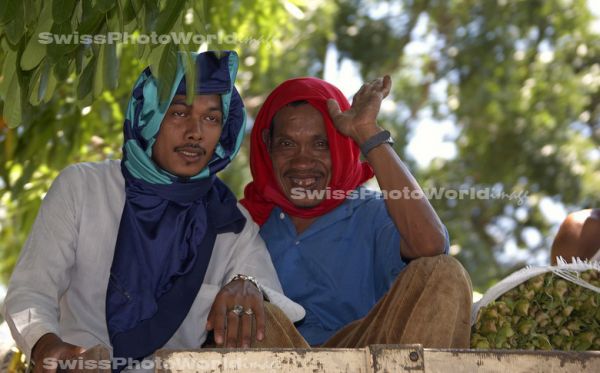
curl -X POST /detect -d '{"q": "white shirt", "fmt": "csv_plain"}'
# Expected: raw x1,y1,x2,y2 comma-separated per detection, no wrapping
2,160,304,358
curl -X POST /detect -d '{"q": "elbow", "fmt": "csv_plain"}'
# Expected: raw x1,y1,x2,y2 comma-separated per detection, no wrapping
402,236,447,259
421,238,447,257
405,229,448,258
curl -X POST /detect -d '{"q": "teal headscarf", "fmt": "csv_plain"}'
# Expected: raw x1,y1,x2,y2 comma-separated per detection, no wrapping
123,51,245,183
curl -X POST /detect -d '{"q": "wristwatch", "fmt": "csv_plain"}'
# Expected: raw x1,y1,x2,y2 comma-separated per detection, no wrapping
360,130,394,156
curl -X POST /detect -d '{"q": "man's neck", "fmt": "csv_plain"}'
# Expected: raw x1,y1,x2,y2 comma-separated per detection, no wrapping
289,215,317,235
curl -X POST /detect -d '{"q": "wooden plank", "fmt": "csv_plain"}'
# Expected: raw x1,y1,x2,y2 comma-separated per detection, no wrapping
369,345,424,373
155,348,370,373
154,347,600,373
424,349,600,373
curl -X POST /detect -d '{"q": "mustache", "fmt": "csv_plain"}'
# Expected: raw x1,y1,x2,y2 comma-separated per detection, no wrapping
174,143,207,155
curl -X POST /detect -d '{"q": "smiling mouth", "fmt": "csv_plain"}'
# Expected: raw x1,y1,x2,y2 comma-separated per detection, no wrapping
175,145,206,161
288,176,321,189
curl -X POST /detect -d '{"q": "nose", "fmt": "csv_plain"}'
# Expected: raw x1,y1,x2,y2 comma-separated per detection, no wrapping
185,118,204,141
290,146,317,170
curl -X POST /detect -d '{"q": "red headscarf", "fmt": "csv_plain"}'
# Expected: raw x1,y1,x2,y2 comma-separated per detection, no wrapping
240,77,374,225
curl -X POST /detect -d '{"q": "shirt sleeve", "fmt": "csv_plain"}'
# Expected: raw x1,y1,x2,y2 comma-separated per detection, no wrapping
2,165,82,357
220,204,306,323
372,197,451,297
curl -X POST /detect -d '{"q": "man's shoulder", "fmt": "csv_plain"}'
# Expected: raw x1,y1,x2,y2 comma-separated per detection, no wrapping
560,209,600,236
59,160,121,181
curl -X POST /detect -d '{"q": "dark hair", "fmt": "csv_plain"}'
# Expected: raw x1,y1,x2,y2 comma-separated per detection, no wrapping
269,100,309,140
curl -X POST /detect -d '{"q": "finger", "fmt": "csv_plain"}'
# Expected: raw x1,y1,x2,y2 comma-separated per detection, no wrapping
64,346,86,359
206,306,215,331
240,309,254,348
326,99,342,118
381,75,392,98
356,83,367,96
253,301,266,341
211,305,227,346
226,310,240,347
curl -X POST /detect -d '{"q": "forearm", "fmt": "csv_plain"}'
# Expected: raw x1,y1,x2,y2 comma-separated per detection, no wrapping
357,127,446,259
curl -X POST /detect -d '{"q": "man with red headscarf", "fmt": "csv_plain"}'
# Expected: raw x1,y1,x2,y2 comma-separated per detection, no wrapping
241,76,472,348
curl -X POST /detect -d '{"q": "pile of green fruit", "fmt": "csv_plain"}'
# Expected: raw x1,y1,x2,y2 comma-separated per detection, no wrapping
471,270,600,351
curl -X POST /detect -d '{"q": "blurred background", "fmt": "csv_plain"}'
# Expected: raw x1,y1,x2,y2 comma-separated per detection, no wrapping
0,0,598,303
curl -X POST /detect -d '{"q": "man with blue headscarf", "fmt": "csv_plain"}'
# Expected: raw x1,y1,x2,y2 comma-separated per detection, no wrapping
2,51,307,372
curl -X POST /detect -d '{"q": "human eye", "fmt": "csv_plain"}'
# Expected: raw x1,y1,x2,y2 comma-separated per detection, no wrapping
169,105,189,118
315,139,329,148
205,114,222,123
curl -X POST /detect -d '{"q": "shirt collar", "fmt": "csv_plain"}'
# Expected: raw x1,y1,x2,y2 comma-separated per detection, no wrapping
272,186,375,238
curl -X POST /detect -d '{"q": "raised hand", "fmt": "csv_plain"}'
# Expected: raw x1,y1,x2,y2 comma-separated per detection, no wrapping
326,75,392,145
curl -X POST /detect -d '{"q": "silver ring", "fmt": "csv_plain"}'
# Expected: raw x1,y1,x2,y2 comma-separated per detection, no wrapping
244,308,254,316
230,304,244,316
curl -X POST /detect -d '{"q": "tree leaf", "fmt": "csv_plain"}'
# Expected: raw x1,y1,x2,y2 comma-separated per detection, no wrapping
96,0,116,13
0,0,19,26
93,43,105,97
103,41,118,91
28,64,43,105
4,73,22,128
155,0,186,36
4,2,26,46
77,55,97,100
144,0,159,31
47,21,77,60
20,1,53,71
157,42,178,105
23,0,41,29
0,48,18,94
53,0,77,24
121,0,140,25
53,55,71,80
28,61,52,105
41,67,58,103
179,44,195,105
21,36,48,71
79,0,104,35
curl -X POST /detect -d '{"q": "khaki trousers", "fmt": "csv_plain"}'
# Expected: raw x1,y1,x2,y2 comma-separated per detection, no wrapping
253,255,472,349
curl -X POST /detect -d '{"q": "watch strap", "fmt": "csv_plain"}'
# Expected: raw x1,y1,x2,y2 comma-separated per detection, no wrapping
360,130,393,156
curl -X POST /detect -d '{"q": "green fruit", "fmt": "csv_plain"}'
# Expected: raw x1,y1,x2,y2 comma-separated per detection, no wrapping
514,300,530,316
527,275,545,291
472,270,600,351
562,305,574,317
517,320,535,335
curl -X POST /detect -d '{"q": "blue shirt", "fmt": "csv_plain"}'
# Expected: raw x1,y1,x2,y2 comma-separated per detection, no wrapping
260,188,447,345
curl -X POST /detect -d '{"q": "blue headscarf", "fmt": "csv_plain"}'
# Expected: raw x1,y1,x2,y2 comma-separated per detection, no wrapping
106,51,246,367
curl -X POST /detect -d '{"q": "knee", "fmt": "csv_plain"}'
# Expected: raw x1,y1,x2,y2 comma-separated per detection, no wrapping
407,255,472,294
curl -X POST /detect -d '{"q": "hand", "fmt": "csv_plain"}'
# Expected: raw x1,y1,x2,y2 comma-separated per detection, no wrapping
206,279,265,348
31,333,85,373
326,75,392,145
